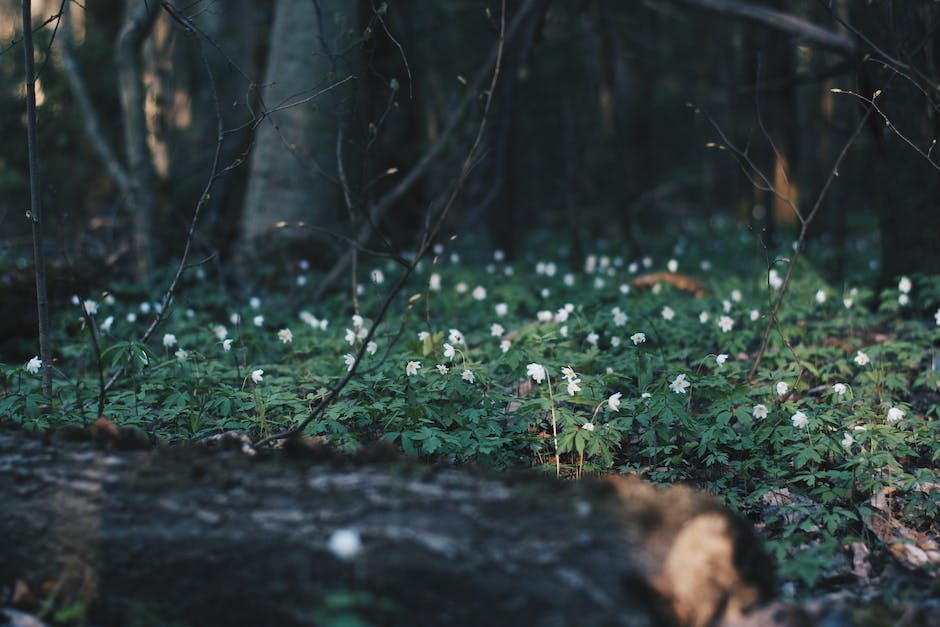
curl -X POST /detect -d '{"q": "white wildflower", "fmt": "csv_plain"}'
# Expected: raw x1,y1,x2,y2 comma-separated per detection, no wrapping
898,276,912,294
718,316,734,333
791,411,809,429
527,363,546,384
608,392,622,412
669,373,690,394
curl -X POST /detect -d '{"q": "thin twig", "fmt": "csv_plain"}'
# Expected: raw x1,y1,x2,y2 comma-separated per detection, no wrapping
831,87,940,170
100,1,228,395
254,0,509,447
22,0,53,400
746,105,873,381
312,0,537,301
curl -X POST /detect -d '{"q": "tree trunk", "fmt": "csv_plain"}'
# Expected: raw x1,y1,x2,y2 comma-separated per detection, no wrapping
0,426,774,627
236,0,356,268
856,1,940,284
116,0,160,281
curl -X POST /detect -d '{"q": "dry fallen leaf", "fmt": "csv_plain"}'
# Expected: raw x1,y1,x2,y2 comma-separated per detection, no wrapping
632,272,705,296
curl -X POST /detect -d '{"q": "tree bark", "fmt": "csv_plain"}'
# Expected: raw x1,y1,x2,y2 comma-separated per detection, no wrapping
236,0,355,267
0,426,774,627
116,0,160,281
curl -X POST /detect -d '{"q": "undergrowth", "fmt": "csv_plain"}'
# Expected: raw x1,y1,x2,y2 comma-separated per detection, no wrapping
3,226,940,596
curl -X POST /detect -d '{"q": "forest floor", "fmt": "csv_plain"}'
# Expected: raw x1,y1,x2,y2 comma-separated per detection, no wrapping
2,227,939,624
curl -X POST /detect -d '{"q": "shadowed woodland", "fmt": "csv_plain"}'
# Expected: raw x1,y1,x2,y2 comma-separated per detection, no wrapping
2,1,940,626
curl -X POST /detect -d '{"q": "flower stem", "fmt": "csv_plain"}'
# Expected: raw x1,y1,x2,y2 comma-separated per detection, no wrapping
547,374,560,478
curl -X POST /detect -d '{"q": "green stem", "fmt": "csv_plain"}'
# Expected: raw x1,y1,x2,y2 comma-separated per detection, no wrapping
547,374,560,478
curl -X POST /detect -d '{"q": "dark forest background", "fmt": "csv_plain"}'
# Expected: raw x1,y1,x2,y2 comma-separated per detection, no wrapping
2,0,939,311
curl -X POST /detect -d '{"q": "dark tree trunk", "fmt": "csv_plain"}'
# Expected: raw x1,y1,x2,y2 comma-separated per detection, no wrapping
116,0,160,281
855,1,940,285
0,426,774,627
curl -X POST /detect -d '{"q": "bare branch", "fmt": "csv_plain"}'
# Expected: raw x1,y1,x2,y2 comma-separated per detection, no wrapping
99,1,231,396
256,0,511,448
832,87,940,171
666,0,856,56
313,0,539,300
745,106,873,381
22,0,53,399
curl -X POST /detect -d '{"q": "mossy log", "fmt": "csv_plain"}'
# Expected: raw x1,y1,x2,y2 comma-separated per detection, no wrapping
0,426,775,627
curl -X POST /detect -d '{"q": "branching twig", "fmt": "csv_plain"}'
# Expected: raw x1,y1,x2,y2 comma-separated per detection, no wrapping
694,99,872,381
253,0,509,448
1,8,61,57
312,0,537,301
746,108,872,381
100,1,228,395
831,87,940,170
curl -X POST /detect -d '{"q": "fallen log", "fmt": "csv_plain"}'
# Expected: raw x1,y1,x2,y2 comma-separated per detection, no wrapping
0,425,775,626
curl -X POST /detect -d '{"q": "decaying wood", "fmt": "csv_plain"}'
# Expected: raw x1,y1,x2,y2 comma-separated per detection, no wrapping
0,425,775,626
